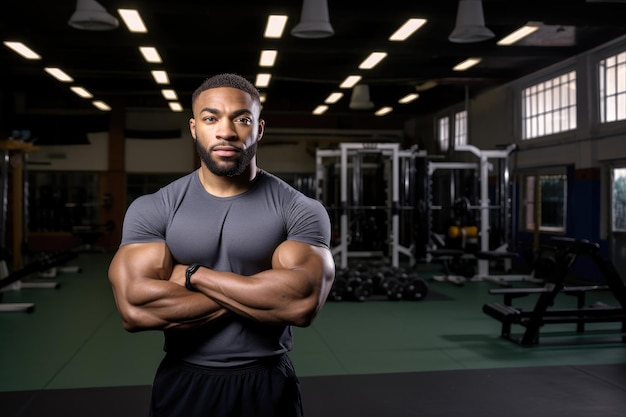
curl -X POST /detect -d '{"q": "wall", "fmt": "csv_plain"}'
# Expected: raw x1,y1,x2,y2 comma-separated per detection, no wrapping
28,132,109,171
418,34,626,269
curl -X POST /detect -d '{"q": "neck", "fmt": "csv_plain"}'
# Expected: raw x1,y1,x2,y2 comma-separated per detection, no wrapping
197,161,259,197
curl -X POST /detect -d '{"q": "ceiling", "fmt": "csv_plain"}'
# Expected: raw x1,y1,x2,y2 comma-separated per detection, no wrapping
2,0,626,144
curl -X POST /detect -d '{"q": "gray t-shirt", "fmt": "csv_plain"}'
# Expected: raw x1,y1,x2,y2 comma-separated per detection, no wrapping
120,169,331,366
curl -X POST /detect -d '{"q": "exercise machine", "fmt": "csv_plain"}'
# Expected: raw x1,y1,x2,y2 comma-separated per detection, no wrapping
316,143,426,270
482,237,626,346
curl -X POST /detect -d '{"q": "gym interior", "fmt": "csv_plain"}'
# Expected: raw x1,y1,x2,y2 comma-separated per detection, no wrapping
2,5,626,417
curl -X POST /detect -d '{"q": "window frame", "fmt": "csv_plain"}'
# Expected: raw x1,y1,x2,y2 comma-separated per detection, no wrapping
520,70,578,140
519,168,568,234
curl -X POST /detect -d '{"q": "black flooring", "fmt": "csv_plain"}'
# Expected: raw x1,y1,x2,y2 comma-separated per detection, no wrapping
3,364,625,417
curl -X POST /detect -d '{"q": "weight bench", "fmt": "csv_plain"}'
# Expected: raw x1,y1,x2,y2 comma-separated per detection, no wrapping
430,249,472,286
474,250,542,286
481,237,626,346
0,251,78,313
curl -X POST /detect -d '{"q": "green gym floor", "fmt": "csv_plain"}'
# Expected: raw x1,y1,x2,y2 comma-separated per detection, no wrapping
1,252,625,417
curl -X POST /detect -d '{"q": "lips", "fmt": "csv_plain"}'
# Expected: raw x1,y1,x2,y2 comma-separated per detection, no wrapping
212,146,240,157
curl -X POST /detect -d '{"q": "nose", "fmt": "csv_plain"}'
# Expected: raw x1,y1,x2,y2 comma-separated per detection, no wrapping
215,118,237,141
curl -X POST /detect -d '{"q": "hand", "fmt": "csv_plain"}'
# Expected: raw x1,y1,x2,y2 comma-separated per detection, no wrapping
169,264,188,287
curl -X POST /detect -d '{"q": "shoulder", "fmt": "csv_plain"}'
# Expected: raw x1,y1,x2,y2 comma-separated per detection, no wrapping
129,172,197,210
121,172,198,245
255,170,312,201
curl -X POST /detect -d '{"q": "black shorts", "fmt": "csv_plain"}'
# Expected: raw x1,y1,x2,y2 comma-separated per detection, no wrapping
149,354,303,417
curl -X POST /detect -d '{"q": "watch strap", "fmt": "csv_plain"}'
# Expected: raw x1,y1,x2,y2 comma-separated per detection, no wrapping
185,263,202,292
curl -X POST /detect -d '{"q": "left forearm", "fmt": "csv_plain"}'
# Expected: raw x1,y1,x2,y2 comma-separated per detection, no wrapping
190,267,322,326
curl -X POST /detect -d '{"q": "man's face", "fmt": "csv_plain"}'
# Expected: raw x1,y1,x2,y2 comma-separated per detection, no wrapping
189,87,264,177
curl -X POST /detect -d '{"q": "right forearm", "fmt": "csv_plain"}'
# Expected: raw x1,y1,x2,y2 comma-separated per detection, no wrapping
108,243,229,332
118,279,229,331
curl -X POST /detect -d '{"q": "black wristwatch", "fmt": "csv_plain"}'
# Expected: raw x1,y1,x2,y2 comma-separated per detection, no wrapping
185,264,202,292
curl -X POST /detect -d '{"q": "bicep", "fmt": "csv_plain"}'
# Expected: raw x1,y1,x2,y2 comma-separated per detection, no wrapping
271,240,335,290
108,242,174,305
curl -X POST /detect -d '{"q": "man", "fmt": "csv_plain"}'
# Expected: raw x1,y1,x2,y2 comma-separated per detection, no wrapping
108,73,335,417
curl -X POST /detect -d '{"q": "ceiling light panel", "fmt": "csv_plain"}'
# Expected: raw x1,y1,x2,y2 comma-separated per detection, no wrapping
44,67,73,82
399,93,419,104
453,57,482,71
324,92,343,104
151,70,169,84
255,73,272,87
375,106,393,116
70,86,93,98
389,18,427,41
118,9,147,33
359,52,387,70
92,100,111,111
161,89,178,100
139,46,162,63
169,102,183,112
313,105,329,115
339,75,362,88
497,22,542,46
259,50,278,67
3,41,41,60
265,15,288,38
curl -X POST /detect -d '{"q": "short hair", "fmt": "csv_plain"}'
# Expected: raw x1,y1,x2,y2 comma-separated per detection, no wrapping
191,73,261,109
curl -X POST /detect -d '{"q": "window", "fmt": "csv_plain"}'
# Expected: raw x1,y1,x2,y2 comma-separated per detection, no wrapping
521,71,577,139
522,173,567,232
28,172,100,232
612,167,626,231
438,116,450,153
599,51,626,123
454,110,468,148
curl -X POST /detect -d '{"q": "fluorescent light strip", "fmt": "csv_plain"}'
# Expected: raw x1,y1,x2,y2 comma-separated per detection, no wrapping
151,70,169,84
313,105,328,115
339,75,362,89
255,73,272,88
453,57,482,71
375,106,393,116
359,52,387,70
118,9,147,33
139,46,162,63
265,15,288,38
161,89,178,100
497,23,541,46
92,100,111,111
389,18,427,41
70,86,93,98
169,102,183,112
44,67,73,82
259,50,278,67
3,41,41,60
260,93,267,103
324,92,343,104
398,93,419,104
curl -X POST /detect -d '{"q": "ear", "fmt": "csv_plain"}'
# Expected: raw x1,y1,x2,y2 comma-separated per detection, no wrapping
256,119,265,142
189,117,197,140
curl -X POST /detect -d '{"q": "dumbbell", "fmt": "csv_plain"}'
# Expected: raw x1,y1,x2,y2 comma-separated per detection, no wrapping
382,276,406,301
403,276,429,301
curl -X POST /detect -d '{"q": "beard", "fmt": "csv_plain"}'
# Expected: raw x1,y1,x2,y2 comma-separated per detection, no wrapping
194,139,258,177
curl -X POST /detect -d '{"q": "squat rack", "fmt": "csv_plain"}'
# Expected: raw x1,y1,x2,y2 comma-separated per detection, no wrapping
455,143,521,282
316,143,424,270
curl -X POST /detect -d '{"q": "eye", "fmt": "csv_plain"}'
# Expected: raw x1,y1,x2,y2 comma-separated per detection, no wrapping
235,116,253,125
202,115,217,122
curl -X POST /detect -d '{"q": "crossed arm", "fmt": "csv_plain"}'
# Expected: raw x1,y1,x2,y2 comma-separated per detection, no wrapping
108,240,335,332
